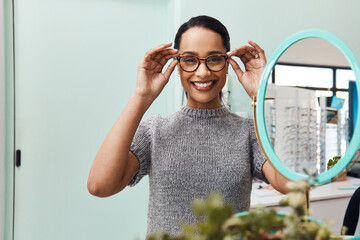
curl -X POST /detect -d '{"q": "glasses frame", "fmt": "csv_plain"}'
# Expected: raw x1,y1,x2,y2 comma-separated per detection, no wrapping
176,54,228,72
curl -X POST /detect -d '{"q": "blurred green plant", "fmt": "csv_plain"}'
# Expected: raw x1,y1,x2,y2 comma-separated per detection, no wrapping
146,174,343,240
327,156,341,170
147,192,233,240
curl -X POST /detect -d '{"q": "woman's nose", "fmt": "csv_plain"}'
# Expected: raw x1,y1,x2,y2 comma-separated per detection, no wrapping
195,61,211,77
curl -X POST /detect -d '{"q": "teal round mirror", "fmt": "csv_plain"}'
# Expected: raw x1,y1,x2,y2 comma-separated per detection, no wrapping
256,30,360,184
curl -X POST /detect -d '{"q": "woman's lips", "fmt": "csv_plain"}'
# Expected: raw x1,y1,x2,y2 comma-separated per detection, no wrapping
191,80,215,91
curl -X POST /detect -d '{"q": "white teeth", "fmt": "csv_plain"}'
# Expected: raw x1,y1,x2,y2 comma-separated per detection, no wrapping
194,81,213,88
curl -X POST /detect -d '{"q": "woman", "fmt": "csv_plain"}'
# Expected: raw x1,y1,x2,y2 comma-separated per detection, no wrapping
87,15,288,235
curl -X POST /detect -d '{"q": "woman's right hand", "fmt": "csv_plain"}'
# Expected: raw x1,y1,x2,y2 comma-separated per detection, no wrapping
134,43,179,102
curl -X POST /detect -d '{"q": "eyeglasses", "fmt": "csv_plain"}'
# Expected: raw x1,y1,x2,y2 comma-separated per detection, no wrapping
176,54,228,72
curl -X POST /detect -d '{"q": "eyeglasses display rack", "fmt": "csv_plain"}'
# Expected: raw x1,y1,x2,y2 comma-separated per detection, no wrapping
267,85,319,173
267,90,350,174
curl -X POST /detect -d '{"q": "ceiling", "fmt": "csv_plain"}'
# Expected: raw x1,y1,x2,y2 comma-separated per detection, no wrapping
277,38,350,68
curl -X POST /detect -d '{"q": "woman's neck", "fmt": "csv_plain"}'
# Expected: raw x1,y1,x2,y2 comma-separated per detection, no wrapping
185,98,222,109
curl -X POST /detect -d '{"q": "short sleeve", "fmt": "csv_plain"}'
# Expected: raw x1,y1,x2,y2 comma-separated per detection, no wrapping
127,117,153,187
248,119,269,183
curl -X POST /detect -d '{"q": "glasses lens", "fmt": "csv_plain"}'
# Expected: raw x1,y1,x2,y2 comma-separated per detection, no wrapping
180,56,198,72
207,55,226,71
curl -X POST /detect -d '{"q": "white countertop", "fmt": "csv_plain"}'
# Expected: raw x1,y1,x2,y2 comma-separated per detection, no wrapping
251,176,360,208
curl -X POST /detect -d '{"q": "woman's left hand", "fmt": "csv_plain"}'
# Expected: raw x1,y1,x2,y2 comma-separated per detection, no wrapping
227,40,266,98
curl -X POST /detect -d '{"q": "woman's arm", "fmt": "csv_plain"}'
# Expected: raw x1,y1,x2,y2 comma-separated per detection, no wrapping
87,43,178,197
87,95,151,197
262,160,290,194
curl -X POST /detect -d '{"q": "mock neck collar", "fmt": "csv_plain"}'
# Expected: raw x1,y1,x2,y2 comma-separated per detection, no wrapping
180,105,229,118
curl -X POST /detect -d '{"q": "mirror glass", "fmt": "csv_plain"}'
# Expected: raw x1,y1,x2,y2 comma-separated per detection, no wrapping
262,37,359,178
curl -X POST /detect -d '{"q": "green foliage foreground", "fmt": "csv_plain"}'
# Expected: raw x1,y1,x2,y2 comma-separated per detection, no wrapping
147,177,345,240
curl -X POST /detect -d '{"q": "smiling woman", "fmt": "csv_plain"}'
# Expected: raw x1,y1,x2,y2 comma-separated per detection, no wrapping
87,15,289,236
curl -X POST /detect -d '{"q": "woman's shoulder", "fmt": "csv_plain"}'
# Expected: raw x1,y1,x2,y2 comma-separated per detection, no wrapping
139,110,183,128
227,112,254,126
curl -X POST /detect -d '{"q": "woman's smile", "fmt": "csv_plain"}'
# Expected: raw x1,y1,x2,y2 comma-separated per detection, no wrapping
191,80,217,91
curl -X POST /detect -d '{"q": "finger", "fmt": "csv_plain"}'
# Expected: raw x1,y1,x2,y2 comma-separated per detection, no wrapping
151,42,173,54
243,52,254,61
228,57,244,79
159,53,180,66
239,54,252,65
227,46,256,57
240,57,248,65
143,50,178,70
153,49,179,62
248,40,265,59
228,46,257,61
144,42,174,61
227,46,252,56
250,50,259,59
144,53,179,72
153,49,178,63
163,59,178,80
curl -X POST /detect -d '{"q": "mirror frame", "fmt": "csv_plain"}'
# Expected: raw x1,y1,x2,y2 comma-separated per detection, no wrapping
256,29,360,184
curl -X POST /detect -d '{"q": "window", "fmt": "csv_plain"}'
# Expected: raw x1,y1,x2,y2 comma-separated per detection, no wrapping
273,63,352,100
336,69,355,89
275,65,333,88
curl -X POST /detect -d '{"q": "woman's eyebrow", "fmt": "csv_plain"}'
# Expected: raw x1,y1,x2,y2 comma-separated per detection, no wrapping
180,50,225,56
181,51,198,55
208,51,225,55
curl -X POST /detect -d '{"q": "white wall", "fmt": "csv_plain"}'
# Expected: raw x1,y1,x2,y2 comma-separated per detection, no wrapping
3,1,177,240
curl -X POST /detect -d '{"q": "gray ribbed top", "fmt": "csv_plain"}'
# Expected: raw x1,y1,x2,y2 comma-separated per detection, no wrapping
129,106,267,236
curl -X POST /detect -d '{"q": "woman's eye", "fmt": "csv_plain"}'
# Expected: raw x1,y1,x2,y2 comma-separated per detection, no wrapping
208,57,222,63
182,57,197,65
182,57,196,63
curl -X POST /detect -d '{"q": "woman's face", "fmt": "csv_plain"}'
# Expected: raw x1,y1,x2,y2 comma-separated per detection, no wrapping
178,27,228,109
